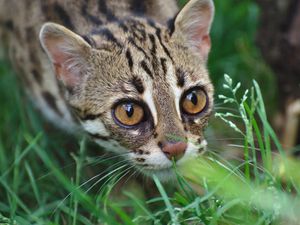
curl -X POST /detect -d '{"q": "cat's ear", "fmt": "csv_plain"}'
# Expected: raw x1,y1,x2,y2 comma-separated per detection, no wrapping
171,0,214,59
39,22,91,88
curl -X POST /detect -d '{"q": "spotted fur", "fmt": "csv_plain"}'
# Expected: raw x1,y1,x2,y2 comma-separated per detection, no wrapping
0,0,215,180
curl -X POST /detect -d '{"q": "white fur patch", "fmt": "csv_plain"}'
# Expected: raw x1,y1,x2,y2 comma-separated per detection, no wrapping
166,64,182,120
143,83,158,125
177,143,198,165
144,150,173,169
81,120,110,136
129,130,140,136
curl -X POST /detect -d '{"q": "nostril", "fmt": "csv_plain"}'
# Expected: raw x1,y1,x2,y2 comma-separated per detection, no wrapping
164,151,171,158
162,141,187,161
157,141,163,149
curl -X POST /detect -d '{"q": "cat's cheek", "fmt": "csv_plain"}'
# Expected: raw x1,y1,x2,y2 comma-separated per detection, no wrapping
103,121,154,150
184,115,210,136
139,151,173,169
128,141,172,169
94,139,128,153
80,119,110,137
185,124,203,136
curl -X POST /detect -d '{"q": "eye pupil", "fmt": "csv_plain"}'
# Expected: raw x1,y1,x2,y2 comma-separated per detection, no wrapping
181,88,207,115
125,104,134,117
114,102,144,127
189,92,198,105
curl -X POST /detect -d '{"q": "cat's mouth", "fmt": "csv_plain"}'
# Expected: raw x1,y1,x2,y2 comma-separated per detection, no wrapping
130,139,208,180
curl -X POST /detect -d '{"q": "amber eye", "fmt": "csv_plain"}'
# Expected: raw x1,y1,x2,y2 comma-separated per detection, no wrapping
113,102,144,126
181,88,207,115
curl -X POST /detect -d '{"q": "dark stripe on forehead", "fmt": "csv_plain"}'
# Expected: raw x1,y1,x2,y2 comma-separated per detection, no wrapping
156,29,174,62
151,57,160,77
92,28,122,48
122,20,147,42
132,21,147,41
146,20,174,61
141,61,153,79
126,49,134,71
176,69,185,87
128,37,149,58
148,34,157,54
148,33,161,77
131,76,145,94
160,58,168,76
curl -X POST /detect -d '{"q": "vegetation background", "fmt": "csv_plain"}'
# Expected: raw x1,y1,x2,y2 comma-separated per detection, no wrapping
0,0,299,224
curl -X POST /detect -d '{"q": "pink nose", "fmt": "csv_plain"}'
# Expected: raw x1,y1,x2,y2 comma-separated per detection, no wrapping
161,142,187,161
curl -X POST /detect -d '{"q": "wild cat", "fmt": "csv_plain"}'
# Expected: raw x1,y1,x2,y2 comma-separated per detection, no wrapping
0,0,214,179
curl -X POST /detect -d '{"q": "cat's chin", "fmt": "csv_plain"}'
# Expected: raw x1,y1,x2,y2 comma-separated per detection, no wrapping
138,167,177,182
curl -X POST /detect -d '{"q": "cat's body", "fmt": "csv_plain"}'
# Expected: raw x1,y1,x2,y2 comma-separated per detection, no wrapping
0,0,215,179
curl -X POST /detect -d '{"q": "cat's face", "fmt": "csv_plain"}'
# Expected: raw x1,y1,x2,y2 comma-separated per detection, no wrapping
40,0,215,180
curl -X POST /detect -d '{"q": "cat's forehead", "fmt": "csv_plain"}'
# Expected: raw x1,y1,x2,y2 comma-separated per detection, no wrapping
90,18,170,48
88,18,209,84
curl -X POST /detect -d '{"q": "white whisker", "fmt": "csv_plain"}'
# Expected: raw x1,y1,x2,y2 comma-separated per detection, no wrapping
84,164,133,194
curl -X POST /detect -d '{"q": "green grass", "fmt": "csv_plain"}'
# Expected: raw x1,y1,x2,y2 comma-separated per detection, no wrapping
1,58,299,224
1,1,294,224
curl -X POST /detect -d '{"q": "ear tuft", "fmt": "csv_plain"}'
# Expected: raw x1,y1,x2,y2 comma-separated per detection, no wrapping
173,0,215,59
39,22,91,89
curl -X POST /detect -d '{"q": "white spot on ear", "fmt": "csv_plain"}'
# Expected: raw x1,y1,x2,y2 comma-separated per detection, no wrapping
81,120,110,137
166,64,182,120
143,82,158,125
